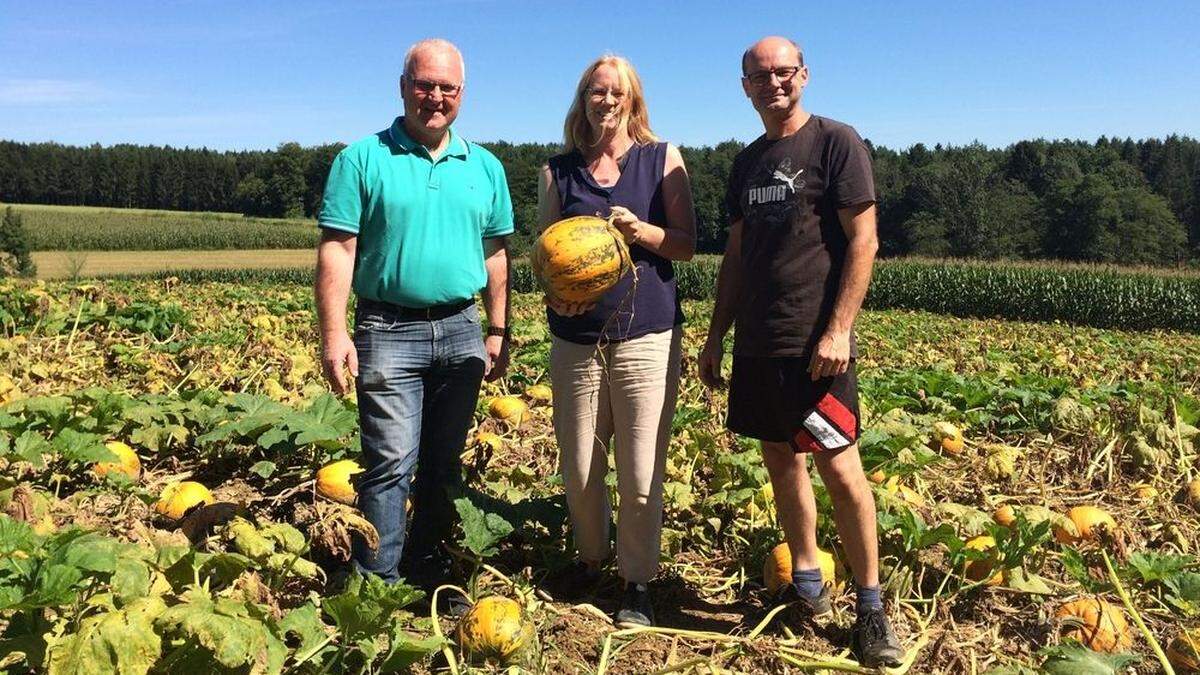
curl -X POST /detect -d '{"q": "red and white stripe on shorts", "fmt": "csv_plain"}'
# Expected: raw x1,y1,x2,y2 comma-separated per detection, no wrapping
791,390,858,453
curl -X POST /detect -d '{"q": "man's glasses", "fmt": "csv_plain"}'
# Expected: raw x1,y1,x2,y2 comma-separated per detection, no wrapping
408,78,462,98
744,66,802,88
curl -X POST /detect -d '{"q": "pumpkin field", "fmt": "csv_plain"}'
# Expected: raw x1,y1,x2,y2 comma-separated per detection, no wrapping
2,277,1200,674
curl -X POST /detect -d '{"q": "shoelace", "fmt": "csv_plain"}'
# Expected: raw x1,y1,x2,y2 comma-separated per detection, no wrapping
860,610,891,643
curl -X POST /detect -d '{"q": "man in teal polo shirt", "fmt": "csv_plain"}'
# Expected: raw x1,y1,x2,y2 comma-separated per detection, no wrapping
315,38,513,602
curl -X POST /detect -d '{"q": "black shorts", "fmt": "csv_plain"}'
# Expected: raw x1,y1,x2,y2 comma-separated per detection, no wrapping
727,356,861,453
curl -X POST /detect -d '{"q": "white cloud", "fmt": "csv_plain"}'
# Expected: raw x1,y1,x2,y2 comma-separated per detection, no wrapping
0,79,110,105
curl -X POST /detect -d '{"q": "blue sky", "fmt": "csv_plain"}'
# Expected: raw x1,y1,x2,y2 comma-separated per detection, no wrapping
1,1,1197,151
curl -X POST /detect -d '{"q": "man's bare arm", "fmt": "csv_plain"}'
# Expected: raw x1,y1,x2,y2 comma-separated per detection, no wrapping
481,235,510,381
699,219,743,388
315,229,358,394
808,202,878,380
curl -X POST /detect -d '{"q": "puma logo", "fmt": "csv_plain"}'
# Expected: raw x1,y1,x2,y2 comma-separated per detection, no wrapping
772,168,805,192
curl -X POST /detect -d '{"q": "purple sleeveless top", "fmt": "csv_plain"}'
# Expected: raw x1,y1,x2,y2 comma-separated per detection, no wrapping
547,142,684,343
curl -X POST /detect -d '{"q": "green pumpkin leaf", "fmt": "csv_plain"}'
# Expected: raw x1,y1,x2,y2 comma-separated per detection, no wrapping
46,596,166,675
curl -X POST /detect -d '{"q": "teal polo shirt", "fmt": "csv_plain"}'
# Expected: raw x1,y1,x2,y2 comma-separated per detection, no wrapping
318,117,514,307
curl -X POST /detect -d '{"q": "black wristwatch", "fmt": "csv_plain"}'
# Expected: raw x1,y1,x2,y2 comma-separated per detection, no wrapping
486,326,509,339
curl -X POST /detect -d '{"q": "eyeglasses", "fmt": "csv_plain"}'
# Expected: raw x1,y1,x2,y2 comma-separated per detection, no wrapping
588,87,627,102
407,78,462,98
744,66,802,88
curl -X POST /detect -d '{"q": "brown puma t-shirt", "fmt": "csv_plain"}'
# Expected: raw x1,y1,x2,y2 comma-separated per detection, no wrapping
724,115,876,358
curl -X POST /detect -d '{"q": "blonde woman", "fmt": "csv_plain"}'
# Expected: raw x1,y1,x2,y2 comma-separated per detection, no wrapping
536,55,696,627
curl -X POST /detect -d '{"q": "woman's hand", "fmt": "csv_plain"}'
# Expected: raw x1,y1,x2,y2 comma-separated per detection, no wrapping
608,205,644,245
544,294,595,317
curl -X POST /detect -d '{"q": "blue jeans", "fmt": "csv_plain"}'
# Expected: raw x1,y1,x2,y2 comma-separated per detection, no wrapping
351,299,486,583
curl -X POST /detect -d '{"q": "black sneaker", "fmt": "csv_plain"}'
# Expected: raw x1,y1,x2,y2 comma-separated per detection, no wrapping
773,582,834,618
546,560,603,601
439,588,472,619
615,582,654,627
851,606,904,668
402,551,470,619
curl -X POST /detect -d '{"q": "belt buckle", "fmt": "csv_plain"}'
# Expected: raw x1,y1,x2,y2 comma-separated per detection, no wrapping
423,306,434,320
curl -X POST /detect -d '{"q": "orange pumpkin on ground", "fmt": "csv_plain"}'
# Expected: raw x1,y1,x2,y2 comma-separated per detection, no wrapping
1052,506,1117,544
1055,597,1132,653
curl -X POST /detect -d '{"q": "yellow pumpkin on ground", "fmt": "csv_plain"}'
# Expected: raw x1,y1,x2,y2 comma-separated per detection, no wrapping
531,216,632,303
1167,627,1200,673
1052,506,1117,544
154,482,214,520
1056,597,1133,653
1132,483,1158,501
933,422,964,455
963,535,1002,586
474,431,504,454
1187,478,1200,510
488,396,527,426
316,459,364,505
457,595,533,662
525,384,552,404
993,504,1017,527
762,542,841,594
92,441,142,480
867,470,886,484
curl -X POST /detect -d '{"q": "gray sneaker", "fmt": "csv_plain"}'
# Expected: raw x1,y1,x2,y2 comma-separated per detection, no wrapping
615,582,654,627
774,582,834,618
851,606,904,668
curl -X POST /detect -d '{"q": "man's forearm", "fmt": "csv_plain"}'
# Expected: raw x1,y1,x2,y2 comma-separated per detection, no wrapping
315,242,355,339
707,249,742,344
826,236,878,335
482,244,509,328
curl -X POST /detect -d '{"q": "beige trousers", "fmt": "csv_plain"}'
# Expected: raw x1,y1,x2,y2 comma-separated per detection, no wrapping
550,327,683,584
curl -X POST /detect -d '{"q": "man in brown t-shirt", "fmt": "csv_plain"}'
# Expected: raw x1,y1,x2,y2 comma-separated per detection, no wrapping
699,36,903,668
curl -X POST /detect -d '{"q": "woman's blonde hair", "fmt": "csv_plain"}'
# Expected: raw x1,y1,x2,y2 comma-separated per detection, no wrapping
563,55,658,153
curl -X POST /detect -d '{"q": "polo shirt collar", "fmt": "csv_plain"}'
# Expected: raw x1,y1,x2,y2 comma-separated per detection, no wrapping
389,117,469,159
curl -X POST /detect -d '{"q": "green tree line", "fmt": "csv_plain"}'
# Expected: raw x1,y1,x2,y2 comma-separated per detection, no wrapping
1,134,1197,262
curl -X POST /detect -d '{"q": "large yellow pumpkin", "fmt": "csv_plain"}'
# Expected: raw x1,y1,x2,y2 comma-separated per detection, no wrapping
154,482,214,520
963,535,1002,586
1053,506,1117,544
1167,627,1200,673
762,542,840,594
488,396,527,426
1056,597,1132,653
457,595,533,662
92,441,142,480
316,459,364,505
531,216,632,303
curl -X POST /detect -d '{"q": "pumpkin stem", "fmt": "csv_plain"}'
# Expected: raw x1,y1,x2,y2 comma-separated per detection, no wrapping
1102,551,1174,674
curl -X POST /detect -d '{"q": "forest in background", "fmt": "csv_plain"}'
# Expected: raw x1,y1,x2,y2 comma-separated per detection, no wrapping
2,134,1197,263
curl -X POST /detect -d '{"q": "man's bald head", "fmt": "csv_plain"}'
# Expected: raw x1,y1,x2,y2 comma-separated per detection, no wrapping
742,36,804,75
403,38,465,83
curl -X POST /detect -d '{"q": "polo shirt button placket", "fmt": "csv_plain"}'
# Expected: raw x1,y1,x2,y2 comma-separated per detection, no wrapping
428,162,440,190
